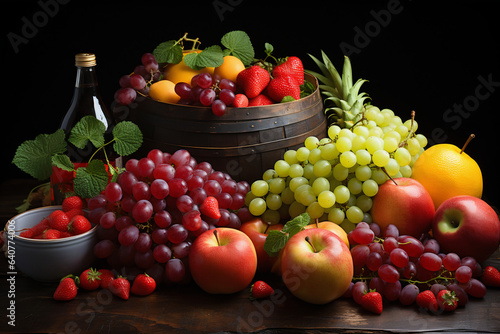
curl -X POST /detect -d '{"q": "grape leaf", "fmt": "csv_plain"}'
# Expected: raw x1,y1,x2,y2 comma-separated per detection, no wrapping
73,159,109,198
12,129,67,180
221,30,254,65
68,115,106,149
153,40,183,64
183,45,224,70
112,121,143,156
51,154,75,172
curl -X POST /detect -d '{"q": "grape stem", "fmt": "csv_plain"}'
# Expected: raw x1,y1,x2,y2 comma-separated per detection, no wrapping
398,110,417,148
175,32,201,51
460,134,475,154
352,270,456,287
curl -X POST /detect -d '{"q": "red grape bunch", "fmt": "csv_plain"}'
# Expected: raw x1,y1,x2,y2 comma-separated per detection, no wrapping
347,222,487,312
89,148,251,284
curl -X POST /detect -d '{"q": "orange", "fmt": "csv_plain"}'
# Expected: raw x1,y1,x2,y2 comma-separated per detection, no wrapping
163,50,214,85
148,80,179,104
213,55,245,83
411,142,483,209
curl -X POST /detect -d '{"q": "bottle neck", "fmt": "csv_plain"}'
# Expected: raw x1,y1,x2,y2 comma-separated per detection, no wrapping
75,66,99,88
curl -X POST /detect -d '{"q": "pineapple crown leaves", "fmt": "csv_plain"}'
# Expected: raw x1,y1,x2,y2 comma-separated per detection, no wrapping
306,51,370,128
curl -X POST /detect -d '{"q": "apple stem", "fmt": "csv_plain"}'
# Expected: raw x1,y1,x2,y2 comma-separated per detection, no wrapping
305,236,318,253
213,229,220,246
264,223,270,234
315,219,319,228
381,167,398,185
460,134,475,154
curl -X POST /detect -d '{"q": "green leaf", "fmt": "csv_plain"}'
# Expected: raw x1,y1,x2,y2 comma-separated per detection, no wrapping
12,129,67,180
184,45,224,70
68,115,106,149
282,213,310,236
73,160,109,198
221,30,254,65
264,43,274,56
112,121,143,156
51,154,75,172
153,40,183,64
280,96,296,103
264,230,288,257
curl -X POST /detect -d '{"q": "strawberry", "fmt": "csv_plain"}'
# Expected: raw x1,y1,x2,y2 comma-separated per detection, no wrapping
359,290,383,314
68,215,91,235
437,289,458,311
233,93,249,108
98,269,115,289
59,231,72,238
42,229,61,239
48,210,70,232
131,273,156,296
248,94,274,106
236,65,270,99
481,265,500,287
109,276,130,300
62,195,84,212
416,290,438,312
53,276,79,301
272,56,304,85
19,218,49,238
267,75,301,102
200,196,221,219
250,280,274,299
79,268,102,291
65,208,85,220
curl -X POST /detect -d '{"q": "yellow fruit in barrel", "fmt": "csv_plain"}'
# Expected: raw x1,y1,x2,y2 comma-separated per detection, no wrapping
411,134,482,209
148,80,180,104
213,55,245,83
163,50,214,85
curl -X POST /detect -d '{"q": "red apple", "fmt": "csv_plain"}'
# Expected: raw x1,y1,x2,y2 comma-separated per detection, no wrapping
281,228,353,304
189,227,257,294
432,195,500,263
240,218,284,273
371,177,435,238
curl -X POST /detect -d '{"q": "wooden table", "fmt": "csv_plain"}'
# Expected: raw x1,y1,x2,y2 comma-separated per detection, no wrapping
1,179,499,334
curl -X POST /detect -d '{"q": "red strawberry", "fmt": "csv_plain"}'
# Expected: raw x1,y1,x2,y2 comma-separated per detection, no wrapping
250,281,274,299
42,229,61,239
59,231,72,238
48,210,70,232
236,65,270,99
53,276,79,301
272,56,304,85
360,290,383,314
481,266,500,287
267,75,301,102
20,218,49,238
200,196,221,219
437,289,458,311
79,268,102,291
98,269,115,289
416,290,438,312
65,208,85,220
68,215,91,235
109,276,130,300
131,273,156,296
233,93,249,107
248,94,274,106
62,195,84,212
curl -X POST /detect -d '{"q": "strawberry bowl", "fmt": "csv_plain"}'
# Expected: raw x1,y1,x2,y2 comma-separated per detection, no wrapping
4,206,97,282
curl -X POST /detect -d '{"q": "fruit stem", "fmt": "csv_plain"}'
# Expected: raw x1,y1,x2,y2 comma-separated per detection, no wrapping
315,219,320,228
213,229,220,246
264,223,270,234
381,167,398,185
305,236,318,253
460,134,475,154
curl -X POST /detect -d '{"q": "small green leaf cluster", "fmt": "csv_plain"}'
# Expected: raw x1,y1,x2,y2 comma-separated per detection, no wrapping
12,116,143,199
263,213,311,257
153,31,254,69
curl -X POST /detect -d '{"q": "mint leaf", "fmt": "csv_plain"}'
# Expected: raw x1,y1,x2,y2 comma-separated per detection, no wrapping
12,129,67,180
51,154,75,172
73,160,109,198
184,45,224,70
69,115,106,149
282,213,310,236
221,30,254,65
281,96,296,103
153,40,183,64
112,121,143,156
264,230,288,257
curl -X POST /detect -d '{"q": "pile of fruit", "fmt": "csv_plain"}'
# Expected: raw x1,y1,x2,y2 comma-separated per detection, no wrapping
114,31,313,116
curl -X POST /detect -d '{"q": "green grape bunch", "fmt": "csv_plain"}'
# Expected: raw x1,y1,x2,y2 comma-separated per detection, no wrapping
245,53,428,233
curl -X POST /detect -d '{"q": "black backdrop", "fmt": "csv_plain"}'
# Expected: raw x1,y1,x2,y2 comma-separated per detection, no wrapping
2,0,500,207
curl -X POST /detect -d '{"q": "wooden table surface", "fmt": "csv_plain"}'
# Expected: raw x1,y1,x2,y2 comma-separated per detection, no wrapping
1,179,499,334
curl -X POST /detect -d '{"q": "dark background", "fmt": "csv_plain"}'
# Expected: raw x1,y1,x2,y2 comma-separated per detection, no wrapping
2,0,499,206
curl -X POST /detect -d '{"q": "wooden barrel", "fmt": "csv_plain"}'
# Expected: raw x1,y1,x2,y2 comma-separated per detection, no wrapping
126,73,326,183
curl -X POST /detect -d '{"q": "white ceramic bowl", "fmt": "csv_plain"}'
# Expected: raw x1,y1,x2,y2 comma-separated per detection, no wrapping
4,206,97,282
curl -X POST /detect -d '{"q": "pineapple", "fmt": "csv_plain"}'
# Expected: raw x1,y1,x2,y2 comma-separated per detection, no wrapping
306,51,370,128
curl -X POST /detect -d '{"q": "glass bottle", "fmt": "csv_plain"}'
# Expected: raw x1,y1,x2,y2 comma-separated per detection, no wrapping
51,53,120,203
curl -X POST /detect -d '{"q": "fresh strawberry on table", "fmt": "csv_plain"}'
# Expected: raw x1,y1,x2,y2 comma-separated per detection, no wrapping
481,266,500,287
416,290,438,312
98,269,115,289
109,276,130,300
79,268,102,291
131,273,156,296
236,65,270,99
250,280,274,299
53,276,79,301
359,290,383,314
437,289,458,312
